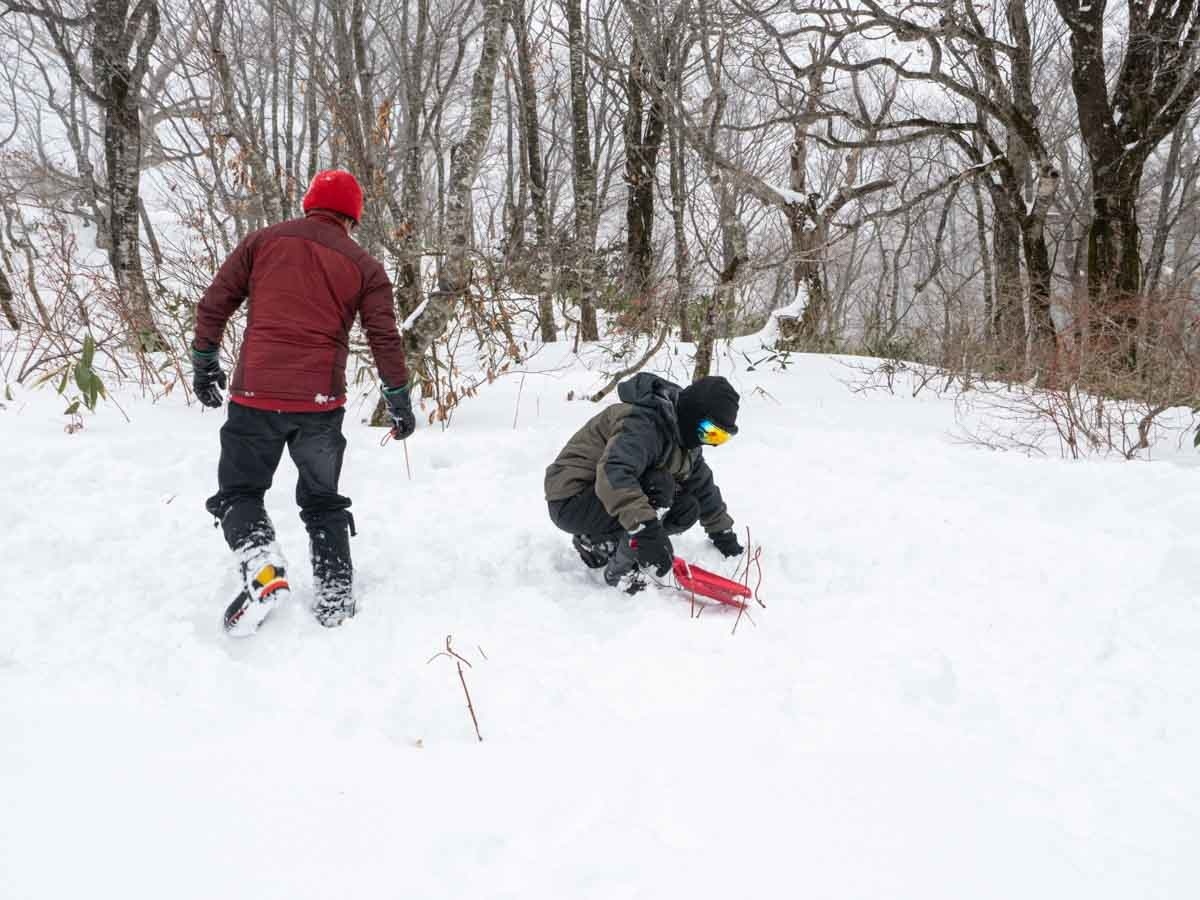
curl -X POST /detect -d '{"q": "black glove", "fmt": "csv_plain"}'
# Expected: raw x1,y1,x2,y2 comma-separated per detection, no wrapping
630,519,673,577
710,529,744,558
192,347,227,408
640,469,676,510
661,493,700,536
383,383,416,440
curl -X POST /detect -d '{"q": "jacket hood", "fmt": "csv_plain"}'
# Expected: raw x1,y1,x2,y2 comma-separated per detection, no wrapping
617,373,684,444
616,372,680,407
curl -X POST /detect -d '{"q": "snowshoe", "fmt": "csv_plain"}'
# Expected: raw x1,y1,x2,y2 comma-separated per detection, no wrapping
224,546,290,636
310,523,354,628
312,586,355,628
609,571,646,595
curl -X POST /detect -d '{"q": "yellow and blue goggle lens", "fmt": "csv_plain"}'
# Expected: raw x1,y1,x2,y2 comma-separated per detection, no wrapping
697,419,732,446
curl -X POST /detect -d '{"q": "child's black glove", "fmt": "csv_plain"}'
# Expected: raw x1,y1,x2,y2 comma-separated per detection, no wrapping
384,383,416,440
192,347,227,408
710,529,744,558
630,519,673,577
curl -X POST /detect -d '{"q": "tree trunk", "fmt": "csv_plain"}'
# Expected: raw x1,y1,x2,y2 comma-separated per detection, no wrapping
7,0,166,347
94,0,165,350
1052,0,1200,332
1144,118,1188,297
1088,176,1144,308
326,0,386,256
406,0,508,355
211,0,284,225
789,73,890,347
789,79,828,344
991,190,1024,358
511,0,556,342
0,260,17,331
305,0,321,183
1021,217,1054,355
282,8,297,216
622,35,667,309
971,176,994,343
395,0,429,355
794,217,829,343
565,0,599,342
1001,0,1058,364
694,186,745,381
667,114,693,343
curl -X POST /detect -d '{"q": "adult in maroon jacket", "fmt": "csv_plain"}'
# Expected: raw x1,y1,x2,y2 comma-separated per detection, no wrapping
192,170,415,634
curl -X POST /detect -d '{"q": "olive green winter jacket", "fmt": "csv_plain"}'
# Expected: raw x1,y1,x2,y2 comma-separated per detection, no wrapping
544,373,734,533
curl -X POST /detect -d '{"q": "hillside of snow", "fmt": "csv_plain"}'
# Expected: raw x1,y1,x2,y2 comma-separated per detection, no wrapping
2,341,1199,899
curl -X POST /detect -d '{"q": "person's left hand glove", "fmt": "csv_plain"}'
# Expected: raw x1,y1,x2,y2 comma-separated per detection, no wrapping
192,347,227,408
384,383,416,440
630,519,674,577
710,529,744,558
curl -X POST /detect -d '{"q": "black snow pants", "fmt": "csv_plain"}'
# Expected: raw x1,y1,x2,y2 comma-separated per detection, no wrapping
206,403,355,590
547,474,701,540
547,490,623,541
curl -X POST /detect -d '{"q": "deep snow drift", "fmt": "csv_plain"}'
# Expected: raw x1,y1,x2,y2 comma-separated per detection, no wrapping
2,340,1198,899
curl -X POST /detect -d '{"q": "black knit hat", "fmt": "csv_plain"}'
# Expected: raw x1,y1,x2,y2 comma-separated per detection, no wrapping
676,376,740,448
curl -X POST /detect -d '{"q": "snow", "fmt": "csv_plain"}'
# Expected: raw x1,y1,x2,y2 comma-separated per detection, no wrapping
3,341,1200,898
400,296,430,332
764,181,810,205
755,291,807,345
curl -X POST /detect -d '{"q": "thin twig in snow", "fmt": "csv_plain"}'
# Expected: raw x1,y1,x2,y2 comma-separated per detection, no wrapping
512,374,526,429
731,526,766,634
427,635,483,742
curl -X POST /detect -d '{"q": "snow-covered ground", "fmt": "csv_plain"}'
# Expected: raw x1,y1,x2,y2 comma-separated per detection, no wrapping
2,341,1199,899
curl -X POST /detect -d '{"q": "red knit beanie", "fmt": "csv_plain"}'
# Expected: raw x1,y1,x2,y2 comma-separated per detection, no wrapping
302,170,364,223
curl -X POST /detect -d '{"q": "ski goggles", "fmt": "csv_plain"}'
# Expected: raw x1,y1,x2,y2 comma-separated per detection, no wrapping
697,418,734,446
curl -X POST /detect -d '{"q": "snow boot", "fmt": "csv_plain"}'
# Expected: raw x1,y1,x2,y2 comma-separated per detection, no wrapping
573,533,617,569
603,534,645,595
224,542,291,636
310,520,354,628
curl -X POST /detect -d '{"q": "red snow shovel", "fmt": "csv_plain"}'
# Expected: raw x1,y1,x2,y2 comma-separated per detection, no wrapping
671,557,750,608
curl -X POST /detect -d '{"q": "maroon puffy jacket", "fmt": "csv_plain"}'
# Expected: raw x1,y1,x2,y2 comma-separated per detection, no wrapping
194,210,408,411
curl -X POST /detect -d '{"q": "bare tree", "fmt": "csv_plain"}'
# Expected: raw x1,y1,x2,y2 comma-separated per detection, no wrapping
1145,111,1200,296
621,11,668,304
208,0,285,225
511,0,557,341
1050,0,1200,315
564,0,600,341
417,0,509,350
808,0,1061,361
3,0,165,348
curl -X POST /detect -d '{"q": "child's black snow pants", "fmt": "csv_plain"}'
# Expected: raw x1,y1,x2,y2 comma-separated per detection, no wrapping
547,490,622,540
547,474,701,540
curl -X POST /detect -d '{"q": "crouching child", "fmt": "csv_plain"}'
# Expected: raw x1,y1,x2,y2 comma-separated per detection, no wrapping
544,373,744,593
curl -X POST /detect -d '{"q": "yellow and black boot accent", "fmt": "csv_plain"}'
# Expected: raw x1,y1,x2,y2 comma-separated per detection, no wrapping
224,549,291,636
